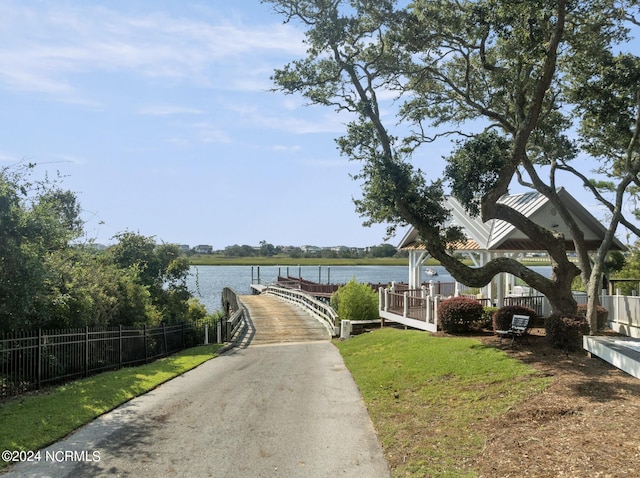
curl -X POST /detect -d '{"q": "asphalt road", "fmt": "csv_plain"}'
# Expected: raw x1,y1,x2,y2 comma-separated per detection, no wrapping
3,295,391,477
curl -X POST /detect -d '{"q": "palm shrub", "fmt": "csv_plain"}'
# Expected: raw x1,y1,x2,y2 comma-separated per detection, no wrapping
438,297,484,334
330,278,379,322
576,304,609,331
545,312,590,351
492,305,537,332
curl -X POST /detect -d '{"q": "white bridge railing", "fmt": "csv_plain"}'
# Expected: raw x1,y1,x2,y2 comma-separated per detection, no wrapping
263,285,339,336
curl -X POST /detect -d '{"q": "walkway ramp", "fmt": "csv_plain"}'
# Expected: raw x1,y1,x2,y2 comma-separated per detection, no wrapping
239,294,331,345
3,297,390,478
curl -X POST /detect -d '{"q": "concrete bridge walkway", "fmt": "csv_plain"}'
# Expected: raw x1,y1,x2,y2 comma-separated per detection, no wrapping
4,294,390,478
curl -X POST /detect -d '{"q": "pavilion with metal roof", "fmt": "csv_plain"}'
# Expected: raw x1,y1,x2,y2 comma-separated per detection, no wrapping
398,187,626,307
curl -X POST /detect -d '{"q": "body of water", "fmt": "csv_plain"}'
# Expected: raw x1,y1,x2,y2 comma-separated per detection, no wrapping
186,264,551,313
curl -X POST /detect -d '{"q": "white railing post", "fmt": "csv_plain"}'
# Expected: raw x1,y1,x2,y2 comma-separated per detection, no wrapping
429,280,435,298
426,296,431,323
265,285,339,336
403,292,409,317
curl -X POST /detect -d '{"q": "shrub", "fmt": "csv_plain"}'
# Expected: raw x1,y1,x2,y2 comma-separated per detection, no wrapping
492,305,537,332
545,312,590,351
330,279,379,323
481,306,499,330
576,304,609,331
186,298,208,322
438,297,484,334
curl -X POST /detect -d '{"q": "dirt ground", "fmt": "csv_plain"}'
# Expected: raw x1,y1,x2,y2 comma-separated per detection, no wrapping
474,328,640,478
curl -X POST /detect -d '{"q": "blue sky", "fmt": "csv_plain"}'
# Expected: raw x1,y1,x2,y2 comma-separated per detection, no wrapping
0,0,401,249
1,1,637,250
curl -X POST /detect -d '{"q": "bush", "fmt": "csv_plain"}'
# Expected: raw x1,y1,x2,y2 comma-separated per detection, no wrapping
492,305,537,332
481,306,499,330
186,298,208,322
576,304,609,331
545,312,590,351
330,279,379,323
438,297,484,334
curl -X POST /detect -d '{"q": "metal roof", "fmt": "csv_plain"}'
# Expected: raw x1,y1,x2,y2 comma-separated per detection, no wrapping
399,188,626,252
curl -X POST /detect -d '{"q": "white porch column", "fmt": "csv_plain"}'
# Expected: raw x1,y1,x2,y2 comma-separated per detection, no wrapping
408,250,429,289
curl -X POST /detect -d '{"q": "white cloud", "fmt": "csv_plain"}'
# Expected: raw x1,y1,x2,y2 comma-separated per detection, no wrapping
138,105,205,116
262,111,349,135
0,151,20,163
272,145,302,153
193,122,232,144
227,100,350,135
47,153,87,165
0,2,305,100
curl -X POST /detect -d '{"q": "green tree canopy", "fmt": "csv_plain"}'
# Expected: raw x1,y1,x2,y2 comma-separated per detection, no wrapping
0,165,83,330
266,0,640,329
0,165,202,332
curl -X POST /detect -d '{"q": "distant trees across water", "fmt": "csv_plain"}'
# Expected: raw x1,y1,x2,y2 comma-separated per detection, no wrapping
216,241,405,260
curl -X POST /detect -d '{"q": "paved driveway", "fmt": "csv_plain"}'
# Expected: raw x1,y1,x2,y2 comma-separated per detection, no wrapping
3,295,390,477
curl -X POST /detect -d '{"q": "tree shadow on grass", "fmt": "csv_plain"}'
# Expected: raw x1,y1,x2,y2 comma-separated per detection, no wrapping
479,330,640,402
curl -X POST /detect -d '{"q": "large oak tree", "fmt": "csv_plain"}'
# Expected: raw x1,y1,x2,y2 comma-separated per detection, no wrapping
266,0,640,331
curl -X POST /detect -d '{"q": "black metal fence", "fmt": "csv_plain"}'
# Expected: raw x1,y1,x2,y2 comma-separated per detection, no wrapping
0,321,215,400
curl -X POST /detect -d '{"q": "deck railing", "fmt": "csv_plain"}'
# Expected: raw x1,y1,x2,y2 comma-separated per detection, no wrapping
221,287,249,342
263,285,338,335
276,275,392,297
379,281,550,332
503,295,546,316
379,284,640,338
379,287,440,332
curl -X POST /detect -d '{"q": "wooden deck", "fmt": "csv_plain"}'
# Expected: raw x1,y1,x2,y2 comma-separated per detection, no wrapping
584,335,640,380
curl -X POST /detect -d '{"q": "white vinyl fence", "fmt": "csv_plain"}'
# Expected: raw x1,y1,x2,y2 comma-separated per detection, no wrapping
600,292,640,338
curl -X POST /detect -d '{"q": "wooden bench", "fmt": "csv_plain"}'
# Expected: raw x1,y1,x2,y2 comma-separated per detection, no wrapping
496,314,530,346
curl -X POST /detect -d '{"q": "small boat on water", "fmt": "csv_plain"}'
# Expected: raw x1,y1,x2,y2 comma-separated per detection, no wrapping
424,267,438,276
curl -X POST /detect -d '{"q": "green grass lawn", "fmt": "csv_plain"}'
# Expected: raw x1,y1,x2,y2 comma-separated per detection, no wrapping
1,331,552,477
0,344,221,468
335,328,552,478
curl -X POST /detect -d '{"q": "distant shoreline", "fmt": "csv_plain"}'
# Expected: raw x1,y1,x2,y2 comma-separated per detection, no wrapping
188,254,552,267
188,255,409,266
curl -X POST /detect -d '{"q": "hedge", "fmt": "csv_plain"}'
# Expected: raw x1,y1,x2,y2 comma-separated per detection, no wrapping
576,304,609,331
492,305,538,333
438,297,484,334
545,312,590,351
